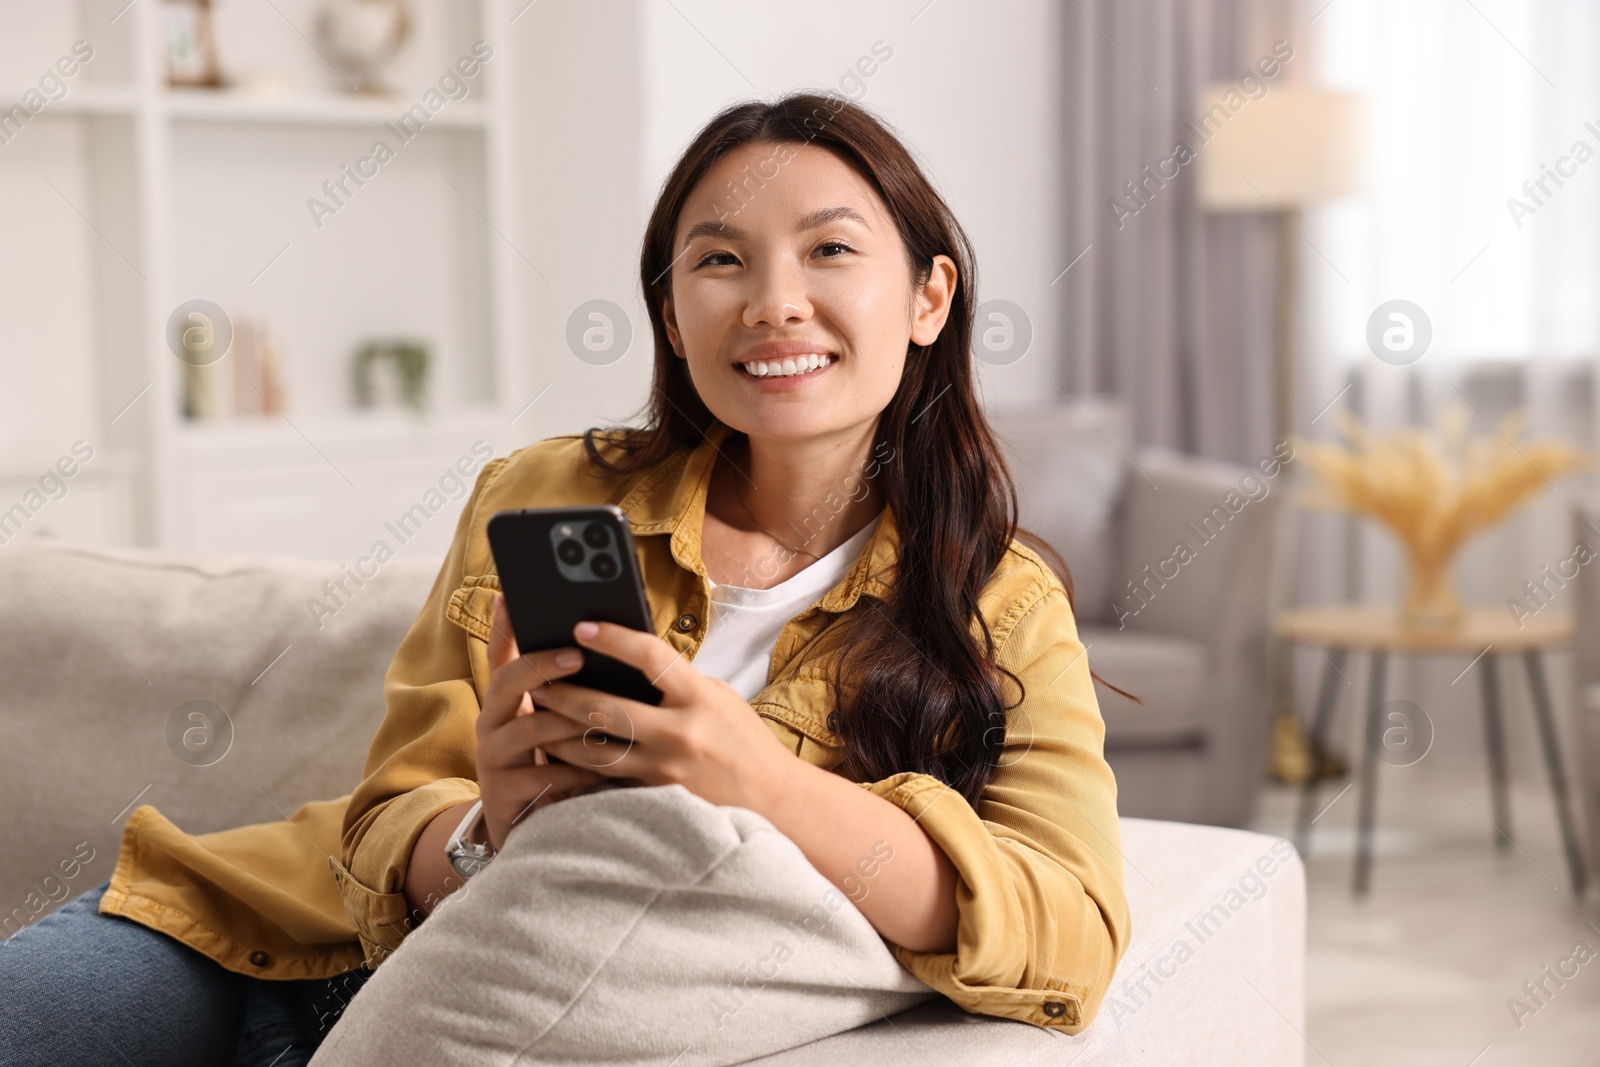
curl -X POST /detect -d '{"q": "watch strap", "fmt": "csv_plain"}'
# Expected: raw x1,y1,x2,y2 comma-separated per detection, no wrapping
445,799,496,878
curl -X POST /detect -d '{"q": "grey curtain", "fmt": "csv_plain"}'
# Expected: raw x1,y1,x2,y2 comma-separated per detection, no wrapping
1060,0,1302,465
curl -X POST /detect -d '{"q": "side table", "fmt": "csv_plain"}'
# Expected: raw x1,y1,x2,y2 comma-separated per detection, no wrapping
1273,604,1586,897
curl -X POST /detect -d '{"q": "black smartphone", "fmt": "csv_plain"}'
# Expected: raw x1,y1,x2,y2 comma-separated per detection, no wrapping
486,505,664,710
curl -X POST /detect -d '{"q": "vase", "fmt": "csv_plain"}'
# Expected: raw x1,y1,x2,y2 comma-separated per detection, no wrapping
1400,547,1464,629
317,0,411,95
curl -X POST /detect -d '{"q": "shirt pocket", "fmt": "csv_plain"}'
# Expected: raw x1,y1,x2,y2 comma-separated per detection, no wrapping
751,674,844,769
446,573,501,643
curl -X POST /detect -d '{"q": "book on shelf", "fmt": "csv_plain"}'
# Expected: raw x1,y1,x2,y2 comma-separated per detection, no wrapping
181,317,287,421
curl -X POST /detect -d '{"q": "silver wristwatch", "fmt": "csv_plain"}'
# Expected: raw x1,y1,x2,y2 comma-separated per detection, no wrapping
444,799,496,880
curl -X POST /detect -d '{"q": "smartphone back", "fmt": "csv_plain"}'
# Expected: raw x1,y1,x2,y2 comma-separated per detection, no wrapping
486,505,664,706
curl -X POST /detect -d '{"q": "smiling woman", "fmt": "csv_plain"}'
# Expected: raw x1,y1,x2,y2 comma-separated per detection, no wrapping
358,93,1130,1052
609,94,1130,798
0,92,1130,1066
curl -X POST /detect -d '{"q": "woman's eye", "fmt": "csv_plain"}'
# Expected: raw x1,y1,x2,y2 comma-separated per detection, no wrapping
695,243,852,267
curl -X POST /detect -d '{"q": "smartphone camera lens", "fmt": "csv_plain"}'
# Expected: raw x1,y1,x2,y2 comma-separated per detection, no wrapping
590,553,618,579
582,523,611,549
556,539,585,566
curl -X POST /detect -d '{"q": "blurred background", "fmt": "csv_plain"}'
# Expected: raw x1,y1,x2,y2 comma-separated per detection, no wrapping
4,0,1600,1061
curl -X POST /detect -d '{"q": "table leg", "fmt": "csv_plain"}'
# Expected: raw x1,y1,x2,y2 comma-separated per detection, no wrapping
1479,654,1512,852
1522,651,1588,898
1296,648,1349,857
1354,651,1387,896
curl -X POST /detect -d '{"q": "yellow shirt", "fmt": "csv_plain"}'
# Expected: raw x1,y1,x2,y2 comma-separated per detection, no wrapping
97,419,1130,1033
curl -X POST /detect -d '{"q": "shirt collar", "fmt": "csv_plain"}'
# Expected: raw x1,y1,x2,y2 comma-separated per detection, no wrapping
615,419,898,612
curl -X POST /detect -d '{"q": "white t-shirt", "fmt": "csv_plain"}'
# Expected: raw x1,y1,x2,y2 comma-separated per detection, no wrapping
693,513,882,702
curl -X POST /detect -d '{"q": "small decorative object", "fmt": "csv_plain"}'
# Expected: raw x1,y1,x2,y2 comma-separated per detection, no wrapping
230,320,288,417
164,0,224,88
1294,406,1592,629
181,360,220,420
1268,701,1347,783
353,340,429,413
316,0,412,95
180,316,289,420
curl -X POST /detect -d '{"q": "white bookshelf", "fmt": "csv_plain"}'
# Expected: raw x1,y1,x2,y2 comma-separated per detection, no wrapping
51,82,139,115
165,87,490,128
5,0,524,560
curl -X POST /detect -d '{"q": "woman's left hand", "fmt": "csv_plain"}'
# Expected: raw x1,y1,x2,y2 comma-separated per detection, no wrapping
529,620,798,813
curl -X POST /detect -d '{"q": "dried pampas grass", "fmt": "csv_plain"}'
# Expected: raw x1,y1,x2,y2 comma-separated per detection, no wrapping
1291,405,1592,627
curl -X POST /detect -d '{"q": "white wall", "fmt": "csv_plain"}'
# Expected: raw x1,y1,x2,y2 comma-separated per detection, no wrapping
0,5,102,468
500,0,646,441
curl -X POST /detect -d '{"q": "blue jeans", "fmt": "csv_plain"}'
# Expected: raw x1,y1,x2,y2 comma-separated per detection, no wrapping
0,880,373,1066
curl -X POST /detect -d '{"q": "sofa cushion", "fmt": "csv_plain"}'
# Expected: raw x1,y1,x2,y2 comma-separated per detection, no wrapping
991,400,1131,624
1116,446,1281,651
1079,625,1207,750
0,539,439,926
307,783,937,1065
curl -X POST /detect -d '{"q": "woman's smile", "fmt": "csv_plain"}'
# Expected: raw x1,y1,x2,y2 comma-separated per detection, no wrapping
735,351,837,389
731,337,840,390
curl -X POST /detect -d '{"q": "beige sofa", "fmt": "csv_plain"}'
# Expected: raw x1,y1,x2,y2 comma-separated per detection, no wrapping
0,538,1305,1064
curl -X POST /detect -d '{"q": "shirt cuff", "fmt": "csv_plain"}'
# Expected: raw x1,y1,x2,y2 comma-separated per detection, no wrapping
857,771,1092,1031
332,777,481,968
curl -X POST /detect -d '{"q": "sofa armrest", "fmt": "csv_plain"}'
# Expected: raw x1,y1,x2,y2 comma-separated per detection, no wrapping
738,818,1307,1066
1075,817,1307,1063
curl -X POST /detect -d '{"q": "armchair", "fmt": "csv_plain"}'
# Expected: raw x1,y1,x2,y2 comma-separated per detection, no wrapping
995,400,1282,828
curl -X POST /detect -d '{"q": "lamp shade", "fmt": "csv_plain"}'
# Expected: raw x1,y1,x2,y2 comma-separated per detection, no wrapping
1195,86,1364,210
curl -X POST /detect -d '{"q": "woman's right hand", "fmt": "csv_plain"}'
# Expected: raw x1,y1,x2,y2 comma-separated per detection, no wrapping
477,591,612,851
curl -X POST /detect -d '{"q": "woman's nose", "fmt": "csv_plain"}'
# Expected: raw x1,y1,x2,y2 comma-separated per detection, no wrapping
743,267,812,327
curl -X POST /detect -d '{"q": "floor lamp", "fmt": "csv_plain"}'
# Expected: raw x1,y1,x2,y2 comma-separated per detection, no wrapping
1195,85,1364,781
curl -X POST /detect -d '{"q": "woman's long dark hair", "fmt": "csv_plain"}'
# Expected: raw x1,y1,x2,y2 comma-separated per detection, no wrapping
583,92,1135,807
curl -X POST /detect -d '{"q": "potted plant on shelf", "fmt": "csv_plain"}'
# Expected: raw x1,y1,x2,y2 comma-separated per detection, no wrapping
352,339,430,414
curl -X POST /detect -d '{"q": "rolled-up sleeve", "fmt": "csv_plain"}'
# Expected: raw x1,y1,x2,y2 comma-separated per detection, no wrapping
326,459,507,967
856,581,1131,1032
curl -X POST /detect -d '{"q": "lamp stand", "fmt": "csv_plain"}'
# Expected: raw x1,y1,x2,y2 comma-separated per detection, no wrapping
1265,209,1346,784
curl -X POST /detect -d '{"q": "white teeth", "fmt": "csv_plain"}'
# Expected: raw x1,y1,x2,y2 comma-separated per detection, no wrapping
740,354,833,378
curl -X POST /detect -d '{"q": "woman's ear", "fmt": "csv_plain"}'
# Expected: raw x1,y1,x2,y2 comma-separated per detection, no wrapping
910,254,958,348
662,295,686,359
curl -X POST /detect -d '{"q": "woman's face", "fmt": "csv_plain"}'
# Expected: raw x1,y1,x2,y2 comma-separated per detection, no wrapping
662,141,955,447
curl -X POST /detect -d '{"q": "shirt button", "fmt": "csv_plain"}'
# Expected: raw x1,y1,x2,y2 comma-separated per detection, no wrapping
1042,1000,1067,1018
675,612,697,632
826,712,841,733
249,950,271,967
